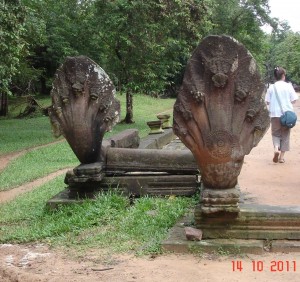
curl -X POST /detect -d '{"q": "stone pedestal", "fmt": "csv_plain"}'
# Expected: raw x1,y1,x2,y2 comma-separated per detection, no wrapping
65,163,104,190
147,120,164,134
200,183,240,216
157,114,172,129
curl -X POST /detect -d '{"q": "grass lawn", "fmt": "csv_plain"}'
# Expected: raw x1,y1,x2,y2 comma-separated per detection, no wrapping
0,93,174,155
0,93,192,255
0,171,194,255
0,142,78,191
0,93,175,191
0,116,58,155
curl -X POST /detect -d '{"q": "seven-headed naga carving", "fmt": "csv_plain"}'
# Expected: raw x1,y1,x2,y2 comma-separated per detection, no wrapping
173,35,269,214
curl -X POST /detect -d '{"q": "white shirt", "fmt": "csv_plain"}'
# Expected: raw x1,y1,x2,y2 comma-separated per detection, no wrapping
265,81,298,117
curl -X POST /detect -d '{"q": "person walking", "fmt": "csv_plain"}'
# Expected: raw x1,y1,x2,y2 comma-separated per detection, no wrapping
265,66,298,163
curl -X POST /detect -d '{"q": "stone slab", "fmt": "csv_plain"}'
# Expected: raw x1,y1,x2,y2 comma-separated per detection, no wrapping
195,204,300,240
47,188,94,210
98,174,199,196
271,240,300,253
109,129,140,148
47,174,198,209
162,212,300,255
138,128,175,149
73,162,104,176
106,148,198,174
162,215,264,255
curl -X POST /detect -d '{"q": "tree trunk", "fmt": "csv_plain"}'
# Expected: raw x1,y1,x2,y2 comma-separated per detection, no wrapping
123,89,134,123
40,76,47,95
0,93,8,117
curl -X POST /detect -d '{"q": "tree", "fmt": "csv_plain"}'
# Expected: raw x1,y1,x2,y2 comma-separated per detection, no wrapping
13,0,98,96
272,32,300,84
93,0,213,123
0,0,25,116
209,0,275,72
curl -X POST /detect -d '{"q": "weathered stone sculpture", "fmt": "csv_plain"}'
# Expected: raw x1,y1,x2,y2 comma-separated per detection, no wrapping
49,56,120,164
173,35,269,215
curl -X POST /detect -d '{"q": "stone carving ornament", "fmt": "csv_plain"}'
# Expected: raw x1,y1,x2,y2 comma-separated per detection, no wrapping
173,35,270,214
49,56,120,164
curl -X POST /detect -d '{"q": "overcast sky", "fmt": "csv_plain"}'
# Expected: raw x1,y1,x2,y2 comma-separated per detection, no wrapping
267,0,300,32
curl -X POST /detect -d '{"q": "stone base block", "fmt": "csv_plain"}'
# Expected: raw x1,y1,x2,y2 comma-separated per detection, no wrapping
162,212,300,255
162,214,264,255
195,203,300,240
200,184,240,216
47,174,198,209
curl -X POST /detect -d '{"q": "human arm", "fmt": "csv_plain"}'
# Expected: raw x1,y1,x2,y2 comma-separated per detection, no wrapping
288,83,298,103
265,85,272,105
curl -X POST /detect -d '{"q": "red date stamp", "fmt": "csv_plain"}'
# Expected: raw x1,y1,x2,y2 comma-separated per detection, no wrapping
232,260,297,272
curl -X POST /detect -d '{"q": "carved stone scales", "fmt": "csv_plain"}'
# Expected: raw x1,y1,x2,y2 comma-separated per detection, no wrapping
49,56,120,164
173,35,270,216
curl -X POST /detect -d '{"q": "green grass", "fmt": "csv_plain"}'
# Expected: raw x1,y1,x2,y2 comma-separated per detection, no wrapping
0,93,175,191
0,142,78,191
0,93,174,155
5,95,51,117
0,116,58,155
0,95,56,155
117,93,174,137
0,93,191,256
0,176,192,255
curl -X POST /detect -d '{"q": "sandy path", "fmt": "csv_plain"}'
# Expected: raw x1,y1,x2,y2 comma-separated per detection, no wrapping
0,168,70,204
239,98,300,206
0,140,66,203
0,152,24,173
0,244,299,282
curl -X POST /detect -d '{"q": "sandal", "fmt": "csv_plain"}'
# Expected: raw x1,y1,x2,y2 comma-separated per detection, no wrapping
273,152,279,163
279,159,285,163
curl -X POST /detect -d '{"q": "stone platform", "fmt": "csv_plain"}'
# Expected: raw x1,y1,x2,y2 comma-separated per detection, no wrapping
47,174,198,209
162,207,300,255
46,128,199,209
195,204,300,240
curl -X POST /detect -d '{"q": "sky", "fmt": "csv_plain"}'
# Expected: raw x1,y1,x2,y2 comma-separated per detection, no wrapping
266,0,300,32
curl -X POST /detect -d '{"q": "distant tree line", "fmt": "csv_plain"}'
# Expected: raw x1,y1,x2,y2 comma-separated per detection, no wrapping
1,0,300,119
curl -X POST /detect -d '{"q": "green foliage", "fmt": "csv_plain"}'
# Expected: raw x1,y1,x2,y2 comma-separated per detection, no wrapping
0,0,26,95
94,0,213,94
10,0,47,95
209,0,273,72
264,26,300,85
4,0,299,100
0,179,191,254
9,0,98,96
272,32,300,84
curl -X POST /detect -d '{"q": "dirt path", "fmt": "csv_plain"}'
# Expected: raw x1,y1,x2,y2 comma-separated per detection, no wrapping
239,98,300,206
0,139,66,203
0,244,299,282
0,152,24,173
0,168,70,204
